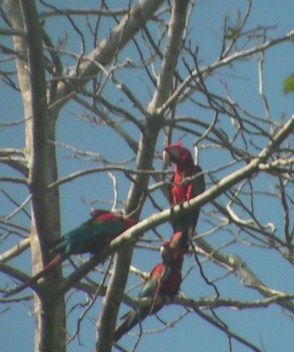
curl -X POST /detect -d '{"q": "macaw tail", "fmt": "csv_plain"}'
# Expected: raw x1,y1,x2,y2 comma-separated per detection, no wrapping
149,279,162,314
113,308,150,342
113,311,137,341
4,254,64,297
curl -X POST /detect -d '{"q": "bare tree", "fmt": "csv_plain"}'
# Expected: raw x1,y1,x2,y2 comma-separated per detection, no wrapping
0,1,293,352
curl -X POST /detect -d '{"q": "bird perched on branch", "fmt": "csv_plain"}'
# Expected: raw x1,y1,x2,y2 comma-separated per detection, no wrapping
163,141,205,251
113,241,184,341
4,209,136,297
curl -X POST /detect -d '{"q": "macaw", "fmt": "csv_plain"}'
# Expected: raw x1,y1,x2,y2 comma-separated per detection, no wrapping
113,242,184,341
163,141,205,250
4,209,136,297
148,232,185,313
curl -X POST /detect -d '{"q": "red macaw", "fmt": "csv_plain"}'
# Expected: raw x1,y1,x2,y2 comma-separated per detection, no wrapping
163,141,205,250
113,242,184,341
4,209,136,297
149,232,185,313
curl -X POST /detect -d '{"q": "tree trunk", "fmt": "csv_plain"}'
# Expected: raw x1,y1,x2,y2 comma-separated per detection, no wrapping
5,1,66,351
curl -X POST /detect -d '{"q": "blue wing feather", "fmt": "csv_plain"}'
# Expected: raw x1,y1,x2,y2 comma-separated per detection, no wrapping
55,218,124,255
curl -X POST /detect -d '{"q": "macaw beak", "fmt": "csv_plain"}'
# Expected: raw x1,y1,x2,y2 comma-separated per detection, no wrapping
162,150,170,164
160,241,178,264
163,146,181,163
160,241,168,253
160,241,170,257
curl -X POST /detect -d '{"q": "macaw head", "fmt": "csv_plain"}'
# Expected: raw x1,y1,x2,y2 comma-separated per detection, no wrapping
90,208,112,219
90,208,137,229
163,141,194,166
160,241,184,268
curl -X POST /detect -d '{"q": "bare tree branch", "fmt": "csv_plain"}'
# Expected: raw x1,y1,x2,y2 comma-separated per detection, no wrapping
51,0,166,112
1,2,293,351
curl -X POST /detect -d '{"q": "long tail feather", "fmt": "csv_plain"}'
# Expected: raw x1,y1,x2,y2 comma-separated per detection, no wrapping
114,302,164,341
113,308,149,342
4,254,64,297
149,279,162,314
113,311,139,341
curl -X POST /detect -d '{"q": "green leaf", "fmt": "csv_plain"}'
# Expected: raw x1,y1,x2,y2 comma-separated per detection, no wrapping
225,26,239,40
283,73,294,93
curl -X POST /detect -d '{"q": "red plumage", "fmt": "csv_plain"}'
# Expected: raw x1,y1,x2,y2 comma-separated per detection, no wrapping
163,141,205,251
113,242,184,341
149,239,184,313
4,209,136,297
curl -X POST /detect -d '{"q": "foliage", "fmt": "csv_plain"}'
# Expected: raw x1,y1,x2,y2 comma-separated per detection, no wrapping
284,73,294,93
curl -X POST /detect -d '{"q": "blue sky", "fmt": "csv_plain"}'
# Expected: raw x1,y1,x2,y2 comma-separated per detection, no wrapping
1,1,294,351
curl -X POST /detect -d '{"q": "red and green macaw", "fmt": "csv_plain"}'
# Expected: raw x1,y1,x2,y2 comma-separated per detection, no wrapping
163,141,205,250
4,209,136,297
113,242,184,341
